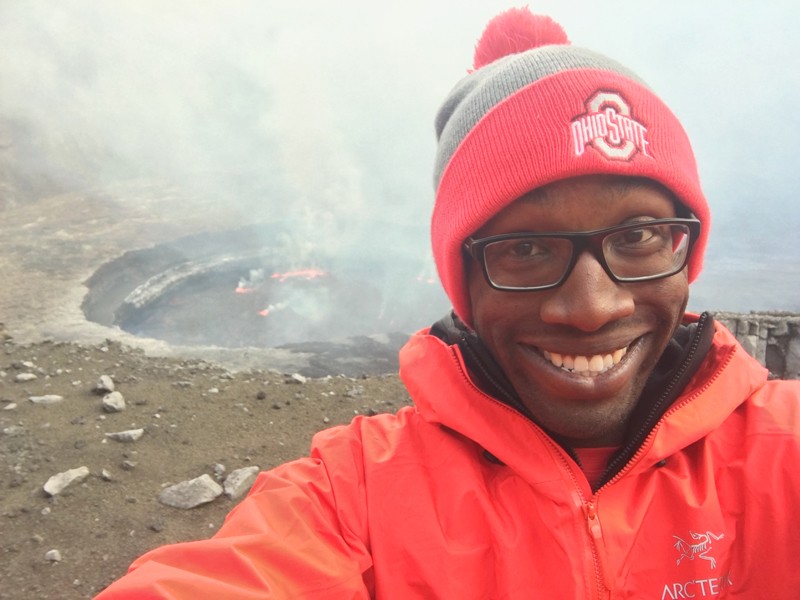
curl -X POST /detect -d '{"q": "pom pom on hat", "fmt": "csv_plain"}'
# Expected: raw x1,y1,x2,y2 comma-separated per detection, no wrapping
473,7,569,70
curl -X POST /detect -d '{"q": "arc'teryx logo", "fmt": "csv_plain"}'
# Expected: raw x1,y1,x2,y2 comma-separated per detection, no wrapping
673,531,725,569
570,91,650,161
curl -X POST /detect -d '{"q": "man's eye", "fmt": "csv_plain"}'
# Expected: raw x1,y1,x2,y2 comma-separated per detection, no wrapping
620,227,657,245
510,241,539,257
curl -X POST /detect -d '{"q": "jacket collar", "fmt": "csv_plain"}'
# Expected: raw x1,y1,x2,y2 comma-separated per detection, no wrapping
401,313,768,488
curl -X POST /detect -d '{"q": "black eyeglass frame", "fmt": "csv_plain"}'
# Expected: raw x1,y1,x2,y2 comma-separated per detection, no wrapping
464,217,702,292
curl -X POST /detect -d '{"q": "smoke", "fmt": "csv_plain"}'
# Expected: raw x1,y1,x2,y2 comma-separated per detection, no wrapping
1,0,798,326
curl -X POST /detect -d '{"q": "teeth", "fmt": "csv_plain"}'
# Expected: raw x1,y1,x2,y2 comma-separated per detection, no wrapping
541,346,628,375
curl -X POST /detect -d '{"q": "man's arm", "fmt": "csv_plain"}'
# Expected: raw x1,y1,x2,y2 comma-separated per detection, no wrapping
95,427,374,599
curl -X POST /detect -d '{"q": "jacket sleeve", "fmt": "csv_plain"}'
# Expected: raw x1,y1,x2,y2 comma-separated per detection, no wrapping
94,424,374,599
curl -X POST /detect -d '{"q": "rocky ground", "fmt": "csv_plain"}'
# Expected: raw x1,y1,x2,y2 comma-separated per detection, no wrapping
0,329,410,599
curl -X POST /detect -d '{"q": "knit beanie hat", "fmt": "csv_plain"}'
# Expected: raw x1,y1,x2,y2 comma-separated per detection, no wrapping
432,7,709,326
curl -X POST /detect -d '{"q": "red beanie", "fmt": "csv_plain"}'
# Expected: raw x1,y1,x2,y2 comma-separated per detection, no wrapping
432,7,709,326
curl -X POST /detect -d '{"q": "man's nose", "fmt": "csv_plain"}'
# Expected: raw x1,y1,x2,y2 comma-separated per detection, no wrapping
538,250,635,331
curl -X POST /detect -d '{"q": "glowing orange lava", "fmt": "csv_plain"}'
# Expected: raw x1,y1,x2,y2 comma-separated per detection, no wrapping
271,268,327,283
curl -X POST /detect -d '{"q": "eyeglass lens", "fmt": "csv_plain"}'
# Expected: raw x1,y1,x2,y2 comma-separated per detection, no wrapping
483,223,691,288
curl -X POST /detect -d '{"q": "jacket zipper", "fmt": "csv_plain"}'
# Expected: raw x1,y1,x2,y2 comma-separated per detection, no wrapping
599,312,711,487
454,349,613,597
598,321,739,492
539,434,611,599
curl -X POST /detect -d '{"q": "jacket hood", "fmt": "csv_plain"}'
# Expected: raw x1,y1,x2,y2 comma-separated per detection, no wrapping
399,316,768,485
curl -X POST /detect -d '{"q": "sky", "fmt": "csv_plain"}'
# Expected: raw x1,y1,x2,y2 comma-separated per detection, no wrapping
1,0,798,316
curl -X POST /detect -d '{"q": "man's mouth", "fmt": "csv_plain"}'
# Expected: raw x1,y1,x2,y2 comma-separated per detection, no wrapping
541,346,628,377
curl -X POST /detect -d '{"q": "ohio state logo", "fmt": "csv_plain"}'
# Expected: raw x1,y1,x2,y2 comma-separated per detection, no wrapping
570,91,650,160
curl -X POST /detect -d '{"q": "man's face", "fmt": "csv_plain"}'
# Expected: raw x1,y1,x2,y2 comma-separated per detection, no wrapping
467,175,689,447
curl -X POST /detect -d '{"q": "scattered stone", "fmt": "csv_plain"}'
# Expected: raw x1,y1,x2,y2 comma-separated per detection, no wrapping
212,463,226,478
323,417,331,424
44,549,62,562
43,466,90,496
3,402,17,410
29,395,64,405
31,534,44,544
149,520,165,533
102,391,126,413
0,425,25,437
344,385,365,398
101,469,113,481
94,375,115,394
287,373,307,384
223,466,260,500
158,474,223,509
173,381,192,389
15,373,37,382
207,388,219,394
105,428,144,443
256,391,266,400
121,460,137,471
270,402,281,410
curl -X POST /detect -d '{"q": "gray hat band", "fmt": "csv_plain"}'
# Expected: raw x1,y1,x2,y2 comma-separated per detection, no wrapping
433,45,647,189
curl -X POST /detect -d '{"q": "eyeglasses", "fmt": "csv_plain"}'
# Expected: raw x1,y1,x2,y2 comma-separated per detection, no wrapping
464,218,701,291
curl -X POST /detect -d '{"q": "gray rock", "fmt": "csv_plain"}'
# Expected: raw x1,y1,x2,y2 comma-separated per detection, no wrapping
105,428,144,443
95,375,115,394
1,425,25,437
102,391,126,413
15,372,37,382
287,373,307,384
29,394,64,405
787,337,800,379
43,466,90,496
44,549,62,562
772,320,791,337
223,466,260,500
158,474,223,509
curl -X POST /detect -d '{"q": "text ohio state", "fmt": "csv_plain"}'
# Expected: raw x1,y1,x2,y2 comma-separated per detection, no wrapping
571,106,650,157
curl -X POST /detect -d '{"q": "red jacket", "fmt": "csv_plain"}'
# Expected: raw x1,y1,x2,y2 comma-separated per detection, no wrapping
97,318,800,599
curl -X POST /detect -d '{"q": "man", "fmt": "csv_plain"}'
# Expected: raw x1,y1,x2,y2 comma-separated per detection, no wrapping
97,8,800,598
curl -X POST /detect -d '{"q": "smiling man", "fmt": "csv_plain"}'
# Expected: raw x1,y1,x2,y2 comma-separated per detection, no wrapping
463,176,694,449
97,8,800,599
